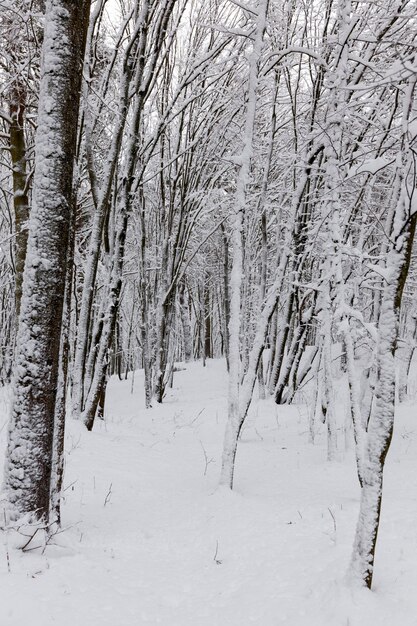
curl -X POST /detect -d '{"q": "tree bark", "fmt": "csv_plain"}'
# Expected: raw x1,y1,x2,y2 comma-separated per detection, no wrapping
219,0,268,488
349,74,417,588
3,0,91,522
9,84,29,322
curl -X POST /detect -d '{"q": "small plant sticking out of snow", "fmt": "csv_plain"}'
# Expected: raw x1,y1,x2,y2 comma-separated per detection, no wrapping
1,515,53,554
213,540,222,565
0,504,74,558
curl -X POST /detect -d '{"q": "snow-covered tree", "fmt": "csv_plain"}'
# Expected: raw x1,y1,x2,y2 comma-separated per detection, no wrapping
2,0,91,522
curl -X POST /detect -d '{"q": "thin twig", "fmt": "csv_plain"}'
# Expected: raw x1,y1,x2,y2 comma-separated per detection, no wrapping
104,483,113,506
213,540,222,564
328,507,336,539
3,510,10,573
189,408,205,426
199,440,215,476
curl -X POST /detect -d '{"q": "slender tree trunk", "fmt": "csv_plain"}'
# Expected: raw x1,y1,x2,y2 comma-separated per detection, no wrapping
349,245,405,588
50,204,75,524
9,85,29,322
72,2,151,420
204,281,212,361
349,74,417,588
220,223,230,371
274,318,305,403
4,4,31,326
83,212,128,431
153,294,175,403
138,187,153,406
269,271,294,393
219,0,268,488
179,279,193,362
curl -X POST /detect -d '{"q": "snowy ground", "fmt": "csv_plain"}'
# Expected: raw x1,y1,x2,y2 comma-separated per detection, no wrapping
1,359,417,625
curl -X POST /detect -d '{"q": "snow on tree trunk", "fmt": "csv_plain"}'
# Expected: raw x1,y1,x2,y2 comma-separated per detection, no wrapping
349,243,403,588
9,83,29,323
179,279,193,363
83,212,127,431
71,5,144,421
4,4,31,325
2,0,91,522
139,197,153,408
321,298,337,461
219,0,268,489
50,204,76,524
349,74,417,588
220,222,230,371
318,0,352,463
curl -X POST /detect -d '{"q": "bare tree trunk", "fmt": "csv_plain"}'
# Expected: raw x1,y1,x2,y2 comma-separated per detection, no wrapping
220,222,230,371
269,291,293,393
50,205,75,524
274,318,305,404
179,279,193,362
219,0,268,489
9,84,29,322
72,1,152,420
153,293,175,403
350,242,407,588
204,280,212,361
4,5,31,325
83,212,128,431
3,0,90,522
138,188,153,407
349,74,417,588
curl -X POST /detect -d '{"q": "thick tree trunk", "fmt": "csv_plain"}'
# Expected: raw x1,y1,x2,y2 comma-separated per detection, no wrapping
3,0,90,522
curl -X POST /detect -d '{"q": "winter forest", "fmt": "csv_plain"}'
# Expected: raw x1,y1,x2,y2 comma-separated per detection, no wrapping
0,0,417,623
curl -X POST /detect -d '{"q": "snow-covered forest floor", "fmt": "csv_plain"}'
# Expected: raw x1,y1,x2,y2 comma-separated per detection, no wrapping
0,359,417,625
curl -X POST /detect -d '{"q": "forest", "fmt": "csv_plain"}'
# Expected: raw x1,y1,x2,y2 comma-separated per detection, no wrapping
1,0,417,624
